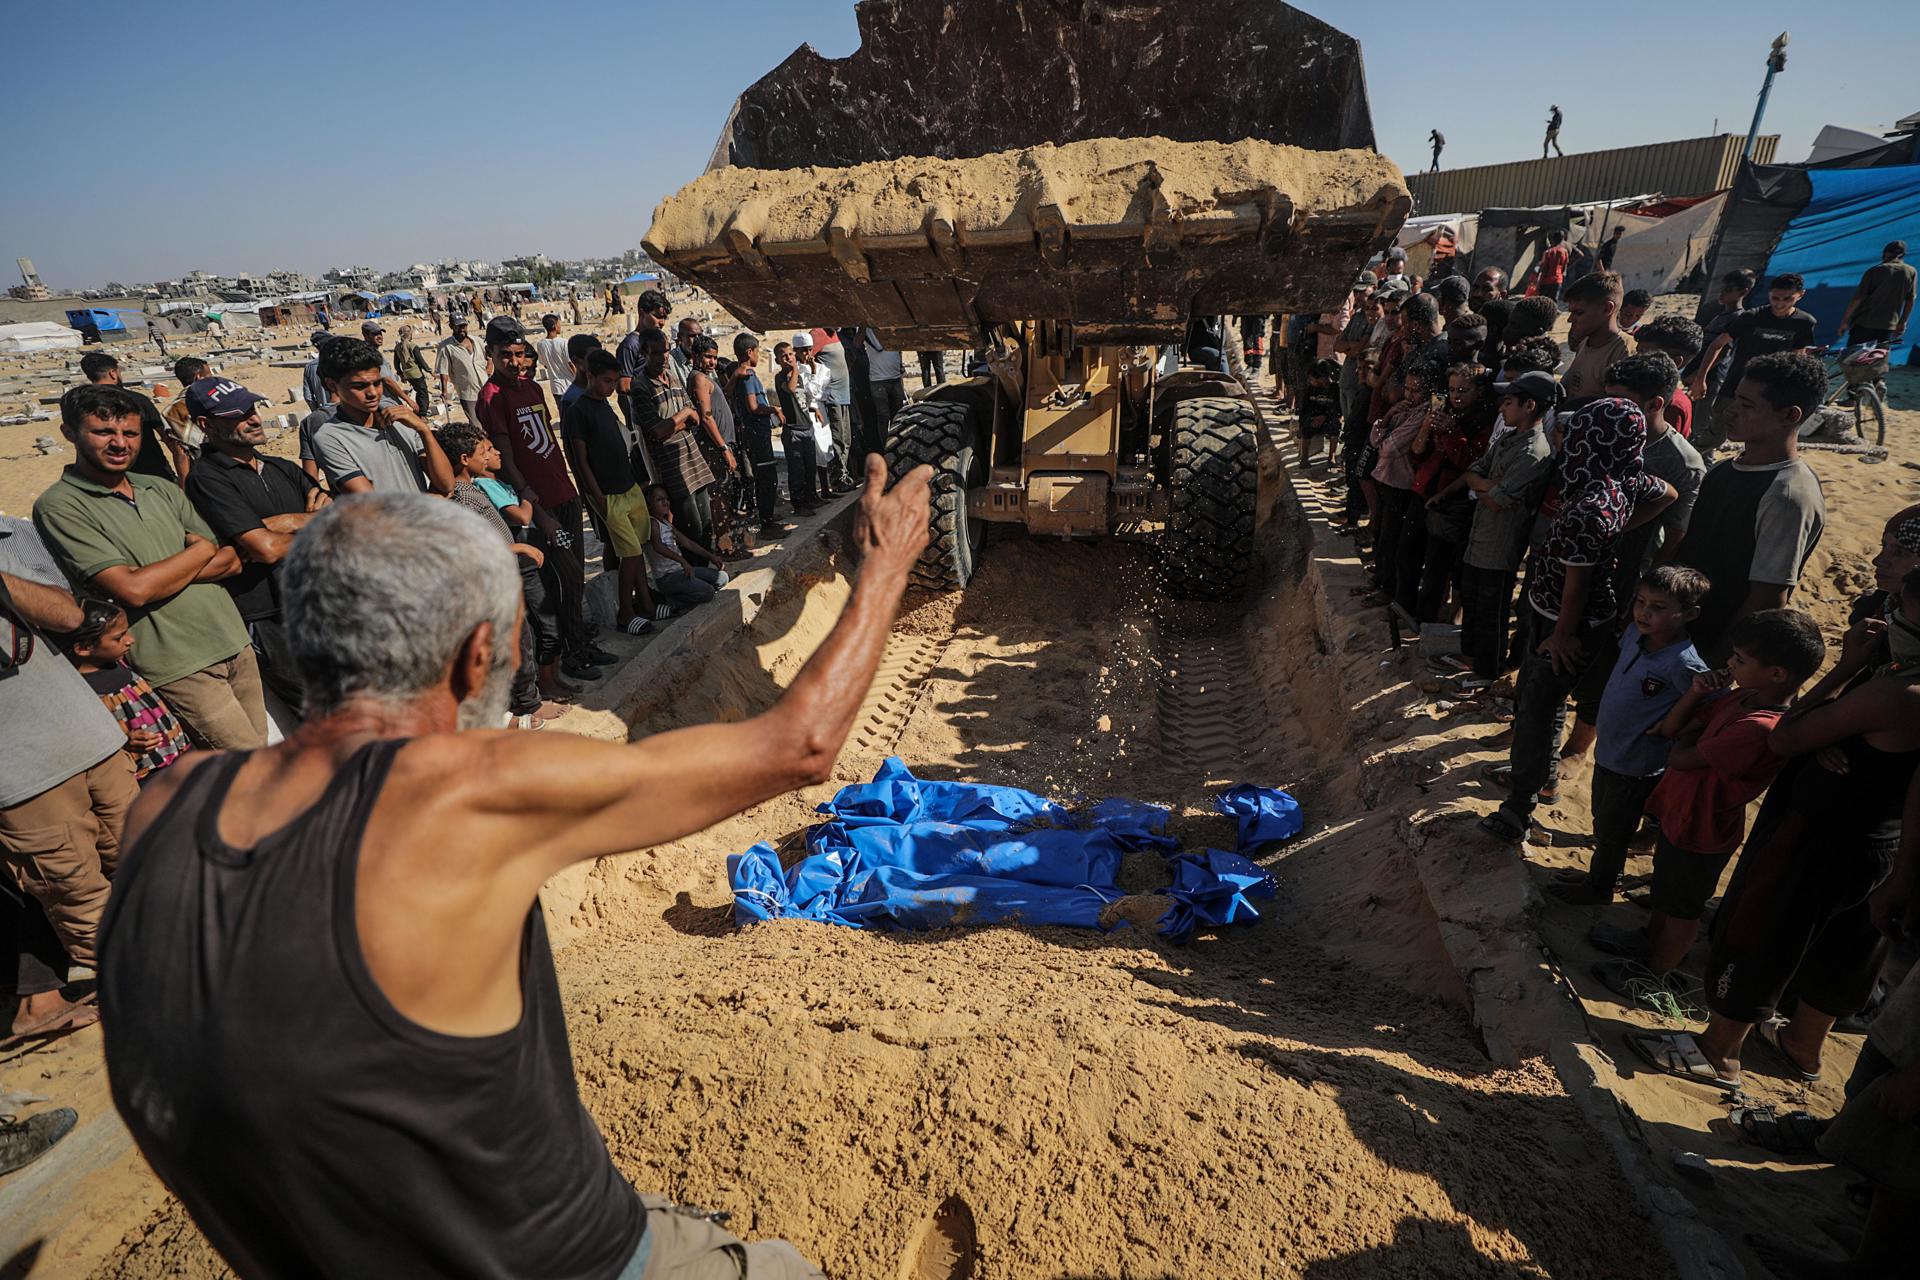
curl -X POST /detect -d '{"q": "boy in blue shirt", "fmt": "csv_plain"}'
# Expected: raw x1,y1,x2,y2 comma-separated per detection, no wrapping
1546,564,1712,905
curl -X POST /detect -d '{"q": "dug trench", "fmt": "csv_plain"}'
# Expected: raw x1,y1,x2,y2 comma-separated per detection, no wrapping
90,454,1681,1280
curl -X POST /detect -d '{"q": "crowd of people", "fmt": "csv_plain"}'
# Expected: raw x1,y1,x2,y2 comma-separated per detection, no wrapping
6,229,1919,1267
0,288,928,1176
1278,242,1918,1274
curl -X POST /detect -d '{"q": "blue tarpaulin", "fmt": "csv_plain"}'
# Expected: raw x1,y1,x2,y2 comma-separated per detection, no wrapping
1759,165,1920,364
728,758,1291,937
1215,784,1304,847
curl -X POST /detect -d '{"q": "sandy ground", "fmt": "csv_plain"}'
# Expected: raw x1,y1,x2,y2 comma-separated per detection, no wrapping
2,296,1914,1278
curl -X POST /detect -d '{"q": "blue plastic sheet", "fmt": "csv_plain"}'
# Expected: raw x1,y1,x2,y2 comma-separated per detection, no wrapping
1214,784,1305,848
727,758,1292,937
1762,166,1920,365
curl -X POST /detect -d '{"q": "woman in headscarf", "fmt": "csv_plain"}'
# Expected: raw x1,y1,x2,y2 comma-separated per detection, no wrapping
1480,397,1676,841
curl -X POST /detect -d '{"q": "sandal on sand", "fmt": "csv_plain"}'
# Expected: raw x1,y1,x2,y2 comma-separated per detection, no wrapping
1727,1104,1827,1156
1753,1018,1823,1083
1627,1030,1742,1092
1478,809,1527,843
8,1002,99,1040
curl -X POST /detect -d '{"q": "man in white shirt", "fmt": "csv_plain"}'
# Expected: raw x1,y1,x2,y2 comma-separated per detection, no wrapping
435,315,489,427
534,314,572,404
792,331,835,494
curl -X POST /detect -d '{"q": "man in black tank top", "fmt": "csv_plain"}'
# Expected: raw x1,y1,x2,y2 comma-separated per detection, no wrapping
101,456,931,1279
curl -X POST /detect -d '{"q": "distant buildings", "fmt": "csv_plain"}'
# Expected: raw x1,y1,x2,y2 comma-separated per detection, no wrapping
14,248,655,303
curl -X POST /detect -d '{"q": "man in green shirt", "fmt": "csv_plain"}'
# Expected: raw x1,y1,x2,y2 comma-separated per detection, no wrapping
1837,240,1916,349
33,385,266,749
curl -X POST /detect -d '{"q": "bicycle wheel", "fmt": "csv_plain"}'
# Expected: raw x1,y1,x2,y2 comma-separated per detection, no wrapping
1867,385,1887,447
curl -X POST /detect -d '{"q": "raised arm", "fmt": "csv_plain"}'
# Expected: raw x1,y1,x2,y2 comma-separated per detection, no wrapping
467,454,931,890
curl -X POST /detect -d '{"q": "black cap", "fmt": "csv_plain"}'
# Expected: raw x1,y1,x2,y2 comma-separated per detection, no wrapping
485,316,527,347
1492,370,1561,406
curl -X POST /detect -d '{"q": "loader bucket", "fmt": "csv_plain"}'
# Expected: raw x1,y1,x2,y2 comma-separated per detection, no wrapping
707,0,1379,170
643,137,1409,351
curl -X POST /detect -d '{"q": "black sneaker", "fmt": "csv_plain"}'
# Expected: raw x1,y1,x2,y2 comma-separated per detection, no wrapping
581,644,619,666
560,656,604,681
0,1108,78,1176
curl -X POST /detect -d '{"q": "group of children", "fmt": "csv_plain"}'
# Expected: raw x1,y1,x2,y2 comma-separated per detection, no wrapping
1306,261,1920,1112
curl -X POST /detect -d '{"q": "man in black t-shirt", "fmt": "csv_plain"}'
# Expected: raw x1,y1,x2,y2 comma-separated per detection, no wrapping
1689,272,1817,455
182,378,328,717
562,351,666,635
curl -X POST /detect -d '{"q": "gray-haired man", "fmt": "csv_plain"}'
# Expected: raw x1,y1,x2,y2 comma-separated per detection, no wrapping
101,456,931,1279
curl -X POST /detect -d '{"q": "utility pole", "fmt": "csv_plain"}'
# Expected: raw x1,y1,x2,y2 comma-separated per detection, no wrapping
1742,32,1789,162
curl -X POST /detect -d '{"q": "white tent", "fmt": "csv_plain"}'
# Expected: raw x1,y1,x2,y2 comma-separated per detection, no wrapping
0,321,83,354
1807,124,1894,164
1580,194,1728,296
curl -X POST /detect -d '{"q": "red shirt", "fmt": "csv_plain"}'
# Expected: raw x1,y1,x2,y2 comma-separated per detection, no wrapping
1667,386,1693,439
1645,693,1787,854
1537,244,1571,286
476,375,575,508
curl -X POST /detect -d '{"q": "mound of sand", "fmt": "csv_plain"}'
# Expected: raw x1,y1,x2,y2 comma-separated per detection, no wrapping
644,135,1406,254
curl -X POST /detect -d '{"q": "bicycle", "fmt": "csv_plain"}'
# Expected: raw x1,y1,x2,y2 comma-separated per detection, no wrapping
1815,342,1890,446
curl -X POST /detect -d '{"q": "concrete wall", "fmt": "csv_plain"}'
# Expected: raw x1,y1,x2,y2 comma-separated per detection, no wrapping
1406,134,1778,215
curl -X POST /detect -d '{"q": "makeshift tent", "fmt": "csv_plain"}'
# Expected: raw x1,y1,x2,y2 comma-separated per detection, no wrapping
1697,136,1920,360
0,321,82,353
65,308,127,334
1467,206,1585,289
1573,193,1728,297
1806,124,1890,165
1762,166,1920,362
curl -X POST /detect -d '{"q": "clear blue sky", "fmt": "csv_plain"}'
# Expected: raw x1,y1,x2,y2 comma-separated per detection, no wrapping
2,0,1911,291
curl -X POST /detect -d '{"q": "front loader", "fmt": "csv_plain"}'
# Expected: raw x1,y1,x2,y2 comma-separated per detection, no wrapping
642,0,1409,598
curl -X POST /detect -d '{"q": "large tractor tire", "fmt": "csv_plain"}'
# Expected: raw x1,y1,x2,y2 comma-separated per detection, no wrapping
885,399,986,590
1161,395,1260,600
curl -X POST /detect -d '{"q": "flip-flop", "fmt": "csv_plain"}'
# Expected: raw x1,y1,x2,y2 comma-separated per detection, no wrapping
6,1002,99,1041
1726,1104,1827,1156
1753,1017,1823,1083
1478,809,1527,843
621,617,654,636
1627,1030,1742,1092
1478,762,1554,803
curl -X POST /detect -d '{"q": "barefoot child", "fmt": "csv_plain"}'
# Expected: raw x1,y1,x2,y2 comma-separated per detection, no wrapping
54,598,188,781
644,486,731,606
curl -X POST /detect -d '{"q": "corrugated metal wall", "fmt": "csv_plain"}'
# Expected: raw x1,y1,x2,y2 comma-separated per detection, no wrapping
1405,135,1779,215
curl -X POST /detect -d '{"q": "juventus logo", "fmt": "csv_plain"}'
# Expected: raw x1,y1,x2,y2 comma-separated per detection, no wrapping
517,406,556,458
